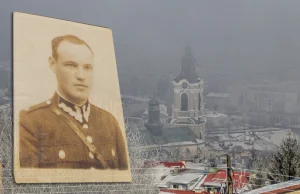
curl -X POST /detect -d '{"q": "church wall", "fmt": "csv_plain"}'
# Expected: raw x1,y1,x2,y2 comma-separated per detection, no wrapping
174,90,180,110
189,123,205,141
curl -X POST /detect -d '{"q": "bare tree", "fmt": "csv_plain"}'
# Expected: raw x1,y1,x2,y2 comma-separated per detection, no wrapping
122,123,160,194
163,144,180,162
249,158,267,189
208,158,217,168
246,147,260,170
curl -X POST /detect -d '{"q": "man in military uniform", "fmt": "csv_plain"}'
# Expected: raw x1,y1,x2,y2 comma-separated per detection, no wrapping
19,34,129,170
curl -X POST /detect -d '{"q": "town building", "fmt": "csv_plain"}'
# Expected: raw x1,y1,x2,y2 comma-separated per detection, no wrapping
205,92,230,112
156,162,250,194
229,81,300,126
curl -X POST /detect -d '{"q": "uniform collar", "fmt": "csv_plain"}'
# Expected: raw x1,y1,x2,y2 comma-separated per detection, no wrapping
53,92,91,126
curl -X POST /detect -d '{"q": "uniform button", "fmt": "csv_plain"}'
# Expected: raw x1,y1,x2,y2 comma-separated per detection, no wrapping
59,150,65,159
83,124,88,129
46,100,51,105
89,152,94,159
87,136,93,143
111,149,115,156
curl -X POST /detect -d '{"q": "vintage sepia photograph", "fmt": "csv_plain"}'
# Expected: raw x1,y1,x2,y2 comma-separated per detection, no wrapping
13,12,131,183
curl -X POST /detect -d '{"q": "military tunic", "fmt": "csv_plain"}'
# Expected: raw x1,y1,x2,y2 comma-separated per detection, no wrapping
19,93,129,170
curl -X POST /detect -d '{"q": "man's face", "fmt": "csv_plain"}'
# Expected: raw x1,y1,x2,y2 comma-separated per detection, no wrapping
49,41,94,105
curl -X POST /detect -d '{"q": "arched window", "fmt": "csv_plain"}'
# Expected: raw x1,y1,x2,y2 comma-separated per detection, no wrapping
181,93,188,111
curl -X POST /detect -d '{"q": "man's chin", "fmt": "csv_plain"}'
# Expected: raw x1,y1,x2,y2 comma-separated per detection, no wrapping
68,93,89,104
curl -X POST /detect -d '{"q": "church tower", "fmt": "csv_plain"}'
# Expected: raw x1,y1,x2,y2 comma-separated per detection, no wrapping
144,93,164,136
170,43,206,140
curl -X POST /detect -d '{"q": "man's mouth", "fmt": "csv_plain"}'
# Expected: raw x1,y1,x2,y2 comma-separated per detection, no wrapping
74,84,88,88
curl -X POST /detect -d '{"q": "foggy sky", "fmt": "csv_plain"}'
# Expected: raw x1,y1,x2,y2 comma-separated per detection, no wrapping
1,0,300,74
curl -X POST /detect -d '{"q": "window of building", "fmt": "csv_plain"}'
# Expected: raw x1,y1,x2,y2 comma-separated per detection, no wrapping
198,92,201,110
181,93,188,111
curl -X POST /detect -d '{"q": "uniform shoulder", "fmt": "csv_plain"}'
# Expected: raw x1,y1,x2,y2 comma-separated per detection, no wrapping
21,100,52,115
90,104,117,120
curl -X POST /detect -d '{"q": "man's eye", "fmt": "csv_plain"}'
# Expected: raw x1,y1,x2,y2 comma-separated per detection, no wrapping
85,66,93,71
66,64,76,68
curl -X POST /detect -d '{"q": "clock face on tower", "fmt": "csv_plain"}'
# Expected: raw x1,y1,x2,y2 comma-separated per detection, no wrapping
182,83,188,89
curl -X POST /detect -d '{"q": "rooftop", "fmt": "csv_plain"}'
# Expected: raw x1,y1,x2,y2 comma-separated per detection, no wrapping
244,178,300,194
141,126,203,146
169,173,202,185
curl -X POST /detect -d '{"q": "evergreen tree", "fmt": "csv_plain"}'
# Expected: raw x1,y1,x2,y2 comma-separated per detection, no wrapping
268,134,300,182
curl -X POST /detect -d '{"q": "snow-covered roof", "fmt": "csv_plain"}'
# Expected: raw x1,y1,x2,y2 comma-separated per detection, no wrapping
230,141,274,151
157,167,208,188
192,174,209,190
161,141,202,146
196,138,204,143
205,112,228,118
169,173,201,184
121,95,150,102
185,163,208,170
244,179,300,193
218,134,238,142
156,172,176,188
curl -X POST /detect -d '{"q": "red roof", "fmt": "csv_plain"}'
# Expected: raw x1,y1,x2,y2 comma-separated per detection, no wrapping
202,169,249,189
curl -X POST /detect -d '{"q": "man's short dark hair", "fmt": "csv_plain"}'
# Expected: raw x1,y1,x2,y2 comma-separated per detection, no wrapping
51,35,94,60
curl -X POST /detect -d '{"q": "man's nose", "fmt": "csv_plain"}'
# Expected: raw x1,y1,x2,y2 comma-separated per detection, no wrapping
75,68,85,80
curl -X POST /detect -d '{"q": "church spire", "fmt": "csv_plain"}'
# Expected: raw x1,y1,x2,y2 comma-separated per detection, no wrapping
174,43,200,84
149,91,159,105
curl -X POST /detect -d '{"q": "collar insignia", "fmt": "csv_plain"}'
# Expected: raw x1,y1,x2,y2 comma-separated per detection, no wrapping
57,96,90,126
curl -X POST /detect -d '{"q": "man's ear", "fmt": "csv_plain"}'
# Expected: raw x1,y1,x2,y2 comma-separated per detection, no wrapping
48,56,56,73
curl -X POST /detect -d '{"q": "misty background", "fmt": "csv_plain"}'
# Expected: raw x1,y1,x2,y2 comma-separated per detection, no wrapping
1,0,300,98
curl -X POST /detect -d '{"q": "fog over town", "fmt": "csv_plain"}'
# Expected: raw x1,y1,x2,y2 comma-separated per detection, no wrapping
1,0,300,193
